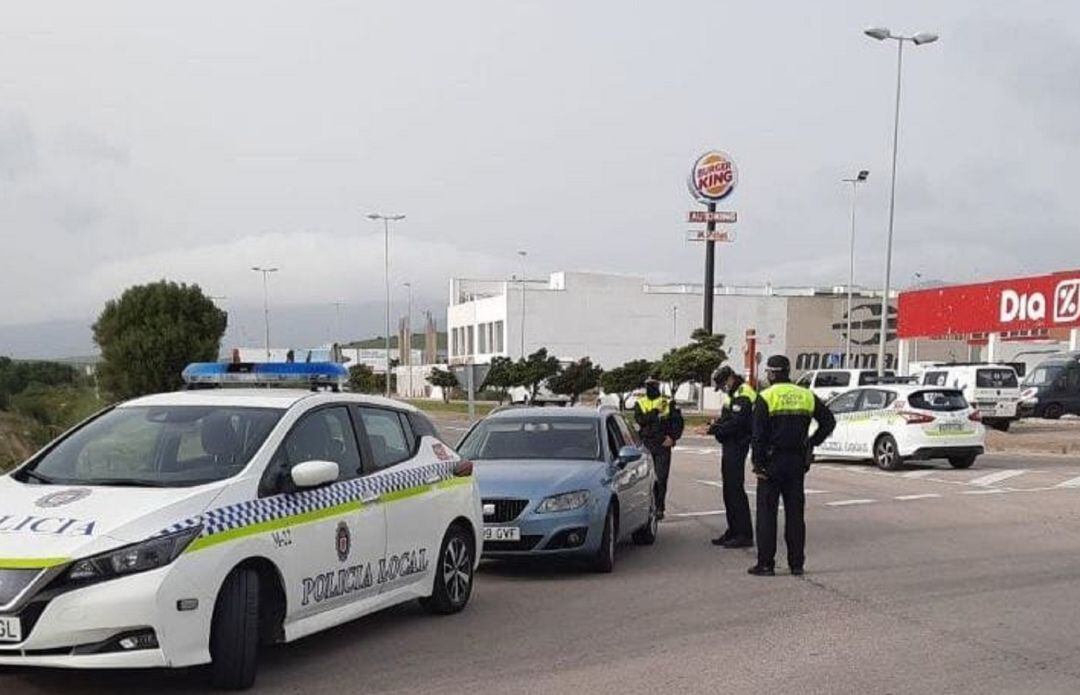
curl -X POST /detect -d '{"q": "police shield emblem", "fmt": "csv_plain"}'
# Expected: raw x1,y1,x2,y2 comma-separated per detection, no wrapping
335,522,351,562
35,488,92,508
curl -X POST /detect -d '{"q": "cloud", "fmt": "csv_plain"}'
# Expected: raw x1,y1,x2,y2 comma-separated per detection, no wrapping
80,230,512,312
0,111,37,181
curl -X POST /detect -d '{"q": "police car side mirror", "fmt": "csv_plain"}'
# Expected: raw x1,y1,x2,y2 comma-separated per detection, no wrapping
291,460,340,488
616,445,643,468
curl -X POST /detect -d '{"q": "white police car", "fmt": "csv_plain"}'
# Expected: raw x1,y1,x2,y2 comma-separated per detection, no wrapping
815,385,986,471
0,363,482,690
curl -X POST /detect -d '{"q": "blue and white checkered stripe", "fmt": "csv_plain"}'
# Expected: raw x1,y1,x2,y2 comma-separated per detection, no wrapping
158,460,459,540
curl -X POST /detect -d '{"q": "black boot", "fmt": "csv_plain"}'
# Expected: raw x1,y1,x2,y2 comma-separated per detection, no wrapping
747,564,775,576
711,531,732,546
722,536,754,549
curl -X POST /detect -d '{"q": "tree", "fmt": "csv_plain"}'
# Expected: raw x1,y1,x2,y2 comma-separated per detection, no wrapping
547,357,603,405
516,348,562,401
348,364,380,393
426,368,459,403
657,328,728,397
480,356,518,404
599,359,655,410
93,281,227,400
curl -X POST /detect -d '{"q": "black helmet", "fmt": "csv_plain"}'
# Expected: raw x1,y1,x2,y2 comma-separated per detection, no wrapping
765,355,791,373
711,365,735,390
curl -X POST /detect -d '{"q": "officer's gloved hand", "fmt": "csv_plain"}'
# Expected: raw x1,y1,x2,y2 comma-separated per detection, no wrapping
804,446,814,472
752,464,769,480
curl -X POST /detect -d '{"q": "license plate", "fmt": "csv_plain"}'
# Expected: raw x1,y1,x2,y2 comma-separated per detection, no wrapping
483,527,521,542
0,616,21,643
938,422,964,433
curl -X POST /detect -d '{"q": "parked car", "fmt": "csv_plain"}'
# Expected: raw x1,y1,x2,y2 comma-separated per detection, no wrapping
815,385,986,471
457,406,658,572
795,369,897,401
915,363,1021,431
1019,352,1080,419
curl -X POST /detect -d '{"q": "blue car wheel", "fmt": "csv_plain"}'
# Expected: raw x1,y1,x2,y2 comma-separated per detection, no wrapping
592,504,616,573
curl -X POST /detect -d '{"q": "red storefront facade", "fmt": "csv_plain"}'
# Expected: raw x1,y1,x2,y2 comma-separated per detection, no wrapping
897,270,1080,367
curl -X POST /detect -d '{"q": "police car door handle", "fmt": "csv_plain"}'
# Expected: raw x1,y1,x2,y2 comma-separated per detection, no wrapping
424,473,441,485
361,490,381,503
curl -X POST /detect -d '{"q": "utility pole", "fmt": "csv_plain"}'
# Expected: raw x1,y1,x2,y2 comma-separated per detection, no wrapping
251,267,278,361
841,170,869,368
403,282,413,366
367,212,406,397
517,250,528,359
332,301,345,344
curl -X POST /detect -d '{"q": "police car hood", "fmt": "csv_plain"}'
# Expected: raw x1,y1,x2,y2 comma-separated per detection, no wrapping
0,476,225,561
474,459,606,499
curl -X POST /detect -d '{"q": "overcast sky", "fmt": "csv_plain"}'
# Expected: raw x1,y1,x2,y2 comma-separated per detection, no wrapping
1,1,1078,354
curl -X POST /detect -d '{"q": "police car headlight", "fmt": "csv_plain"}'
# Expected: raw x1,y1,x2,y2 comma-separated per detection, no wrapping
66,526,203,583
536,490,590,513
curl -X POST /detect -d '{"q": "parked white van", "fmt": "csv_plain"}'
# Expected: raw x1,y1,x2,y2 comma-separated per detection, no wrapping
914,363,1021,431
795,369,897,402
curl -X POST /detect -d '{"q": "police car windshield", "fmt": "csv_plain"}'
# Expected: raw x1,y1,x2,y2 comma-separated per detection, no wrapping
458,417,602,461
19,406,283,487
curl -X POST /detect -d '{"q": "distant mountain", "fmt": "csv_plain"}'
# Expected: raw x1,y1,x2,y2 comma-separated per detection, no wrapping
0,320,97,360
1,299,446,360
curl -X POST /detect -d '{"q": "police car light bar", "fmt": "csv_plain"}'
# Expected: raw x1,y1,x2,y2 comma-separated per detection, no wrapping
182,362,349,387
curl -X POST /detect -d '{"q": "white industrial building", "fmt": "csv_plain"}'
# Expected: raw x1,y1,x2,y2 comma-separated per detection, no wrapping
447,271,911,377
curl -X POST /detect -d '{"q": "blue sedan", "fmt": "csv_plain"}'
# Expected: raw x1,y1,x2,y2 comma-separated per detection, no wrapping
456,406,659,572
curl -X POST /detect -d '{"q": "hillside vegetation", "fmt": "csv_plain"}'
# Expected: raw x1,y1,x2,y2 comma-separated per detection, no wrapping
0,358,105,471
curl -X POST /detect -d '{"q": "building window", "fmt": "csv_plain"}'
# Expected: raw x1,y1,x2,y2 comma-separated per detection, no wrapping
467,326,475,356
478,323,488,354
494,321,504,353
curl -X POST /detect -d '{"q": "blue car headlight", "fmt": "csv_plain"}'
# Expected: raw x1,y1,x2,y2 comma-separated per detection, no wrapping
536,490,590,514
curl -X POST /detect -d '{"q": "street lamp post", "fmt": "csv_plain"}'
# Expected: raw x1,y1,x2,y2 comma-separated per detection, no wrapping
517,250,528,359
367,212,406,397
864,26,938,375
251,267,279,361
331,301,345,344
842,170,869,368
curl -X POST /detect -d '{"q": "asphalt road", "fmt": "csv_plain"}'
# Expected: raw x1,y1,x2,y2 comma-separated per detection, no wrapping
5,431,1080,694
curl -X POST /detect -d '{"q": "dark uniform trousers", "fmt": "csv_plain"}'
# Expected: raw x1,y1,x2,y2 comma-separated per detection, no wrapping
649,445,672,515
755,452,806,569
721,441,753,539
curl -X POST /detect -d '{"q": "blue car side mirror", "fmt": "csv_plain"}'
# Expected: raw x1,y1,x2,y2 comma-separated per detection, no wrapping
617,445,643,467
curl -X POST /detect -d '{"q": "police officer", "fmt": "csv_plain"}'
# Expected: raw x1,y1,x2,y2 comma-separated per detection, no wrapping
634,377,684,520
707,366,757,548
748,355,836,576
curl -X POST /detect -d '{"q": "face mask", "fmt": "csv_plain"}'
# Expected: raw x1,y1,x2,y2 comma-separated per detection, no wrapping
645,385,661,399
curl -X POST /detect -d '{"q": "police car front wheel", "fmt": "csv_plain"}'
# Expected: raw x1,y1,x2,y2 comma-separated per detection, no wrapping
209,567,261,690
421,524,475,615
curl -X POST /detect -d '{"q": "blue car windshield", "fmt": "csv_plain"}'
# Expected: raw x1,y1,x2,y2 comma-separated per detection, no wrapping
458,417,601,461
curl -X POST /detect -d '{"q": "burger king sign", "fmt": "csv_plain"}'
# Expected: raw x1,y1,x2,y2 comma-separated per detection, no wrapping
688,150,738,202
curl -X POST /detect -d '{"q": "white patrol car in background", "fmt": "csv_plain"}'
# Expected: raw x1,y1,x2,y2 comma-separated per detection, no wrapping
0,363,482,690
815,384,986,471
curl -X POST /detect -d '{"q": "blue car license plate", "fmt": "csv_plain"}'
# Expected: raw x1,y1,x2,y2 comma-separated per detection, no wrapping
483,527,521,542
